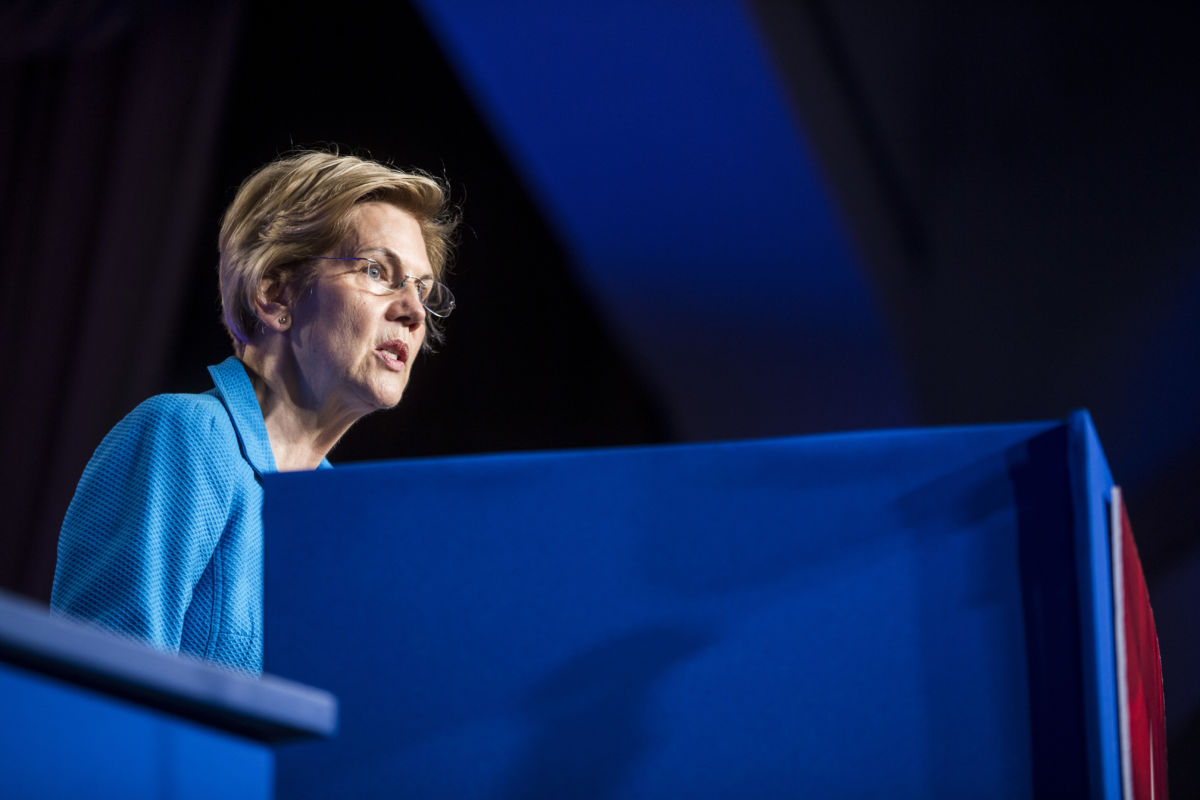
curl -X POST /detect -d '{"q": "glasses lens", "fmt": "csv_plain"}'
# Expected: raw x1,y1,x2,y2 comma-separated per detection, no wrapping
355,262,392,295
423,281,455,317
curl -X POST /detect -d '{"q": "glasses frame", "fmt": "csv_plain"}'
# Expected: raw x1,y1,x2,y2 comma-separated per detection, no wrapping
312,256,456,318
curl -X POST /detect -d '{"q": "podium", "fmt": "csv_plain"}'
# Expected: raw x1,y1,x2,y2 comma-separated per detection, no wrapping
263,411,1154,798
0,591,335,800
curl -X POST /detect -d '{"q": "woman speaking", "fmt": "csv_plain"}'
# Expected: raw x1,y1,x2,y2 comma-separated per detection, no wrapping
50,151,458,673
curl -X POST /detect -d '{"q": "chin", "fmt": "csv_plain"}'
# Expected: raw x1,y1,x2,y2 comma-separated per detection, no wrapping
349,385,405,416
374,385,409,410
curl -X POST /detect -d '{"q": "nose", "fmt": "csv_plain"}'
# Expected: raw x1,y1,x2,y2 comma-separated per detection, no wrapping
386,283,426,328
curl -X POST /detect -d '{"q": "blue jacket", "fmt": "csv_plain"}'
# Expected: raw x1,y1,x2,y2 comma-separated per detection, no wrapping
51,357,328,673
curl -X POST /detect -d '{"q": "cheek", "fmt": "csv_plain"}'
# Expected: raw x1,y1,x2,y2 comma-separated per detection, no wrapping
327,297,374,344
300,304,371,367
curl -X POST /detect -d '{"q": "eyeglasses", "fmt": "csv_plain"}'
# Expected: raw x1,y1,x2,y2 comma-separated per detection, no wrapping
313,257,456,318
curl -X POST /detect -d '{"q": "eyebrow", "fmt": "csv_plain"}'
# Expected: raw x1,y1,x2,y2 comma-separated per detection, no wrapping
361,247,434,281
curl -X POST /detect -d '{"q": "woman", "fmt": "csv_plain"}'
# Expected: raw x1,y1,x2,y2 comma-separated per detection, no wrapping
50,151,458,673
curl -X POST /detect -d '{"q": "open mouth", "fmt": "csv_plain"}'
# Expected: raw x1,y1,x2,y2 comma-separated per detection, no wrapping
375,340,410,368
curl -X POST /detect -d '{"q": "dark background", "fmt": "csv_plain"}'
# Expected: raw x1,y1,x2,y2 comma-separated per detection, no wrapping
3,1,1199,793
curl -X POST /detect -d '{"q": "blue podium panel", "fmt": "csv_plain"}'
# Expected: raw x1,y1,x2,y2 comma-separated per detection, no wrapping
264,420,1111,799
0,588,336,800
1,662,271,800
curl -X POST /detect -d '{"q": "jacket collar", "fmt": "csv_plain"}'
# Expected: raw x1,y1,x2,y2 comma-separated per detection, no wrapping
208,357,278,476
208,356,334,475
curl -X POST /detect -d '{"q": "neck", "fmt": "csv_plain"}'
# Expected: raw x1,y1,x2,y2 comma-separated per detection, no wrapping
239,343,362,472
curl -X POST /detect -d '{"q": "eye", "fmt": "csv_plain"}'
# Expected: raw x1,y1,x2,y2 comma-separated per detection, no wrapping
397,275,429,300
364,261,387,282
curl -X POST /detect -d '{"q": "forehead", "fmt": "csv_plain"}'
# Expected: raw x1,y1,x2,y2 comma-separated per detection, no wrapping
344,202,433,276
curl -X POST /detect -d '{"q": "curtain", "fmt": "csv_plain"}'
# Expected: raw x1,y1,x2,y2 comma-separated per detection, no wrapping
0,0,242,599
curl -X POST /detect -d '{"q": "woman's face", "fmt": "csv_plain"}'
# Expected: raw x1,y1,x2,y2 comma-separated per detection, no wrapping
286,201,430,420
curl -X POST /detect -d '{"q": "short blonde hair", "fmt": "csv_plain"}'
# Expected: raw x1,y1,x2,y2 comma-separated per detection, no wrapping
219,150,458,350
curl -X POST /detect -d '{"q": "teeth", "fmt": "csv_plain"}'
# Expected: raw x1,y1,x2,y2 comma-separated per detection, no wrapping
382,351,399,361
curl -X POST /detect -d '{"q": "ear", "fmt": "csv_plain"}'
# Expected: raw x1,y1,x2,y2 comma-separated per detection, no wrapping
253,270,295,332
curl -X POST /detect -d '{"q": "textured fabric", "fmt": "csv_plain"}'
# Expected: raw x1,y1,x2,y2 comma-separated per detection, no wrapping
51,357,329,673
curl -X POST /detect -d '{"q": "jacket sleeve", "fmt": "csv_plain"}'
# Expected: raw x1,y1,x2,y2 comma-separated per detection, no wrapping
50,395,237,654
